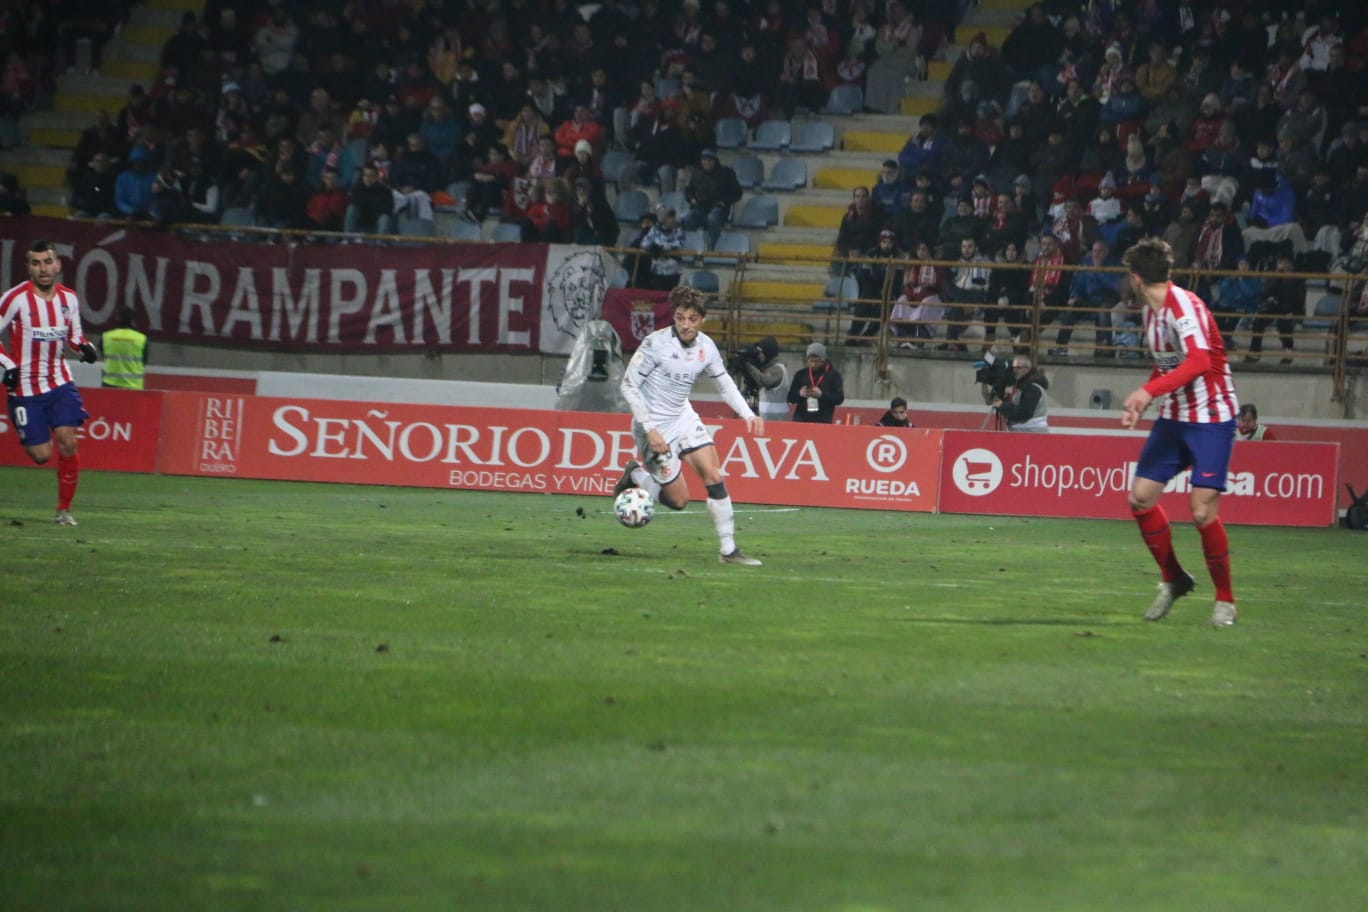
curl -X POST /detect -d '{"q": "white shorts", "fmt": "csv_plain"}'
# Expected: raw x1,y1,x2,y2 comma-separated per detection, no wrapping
633,409,714,485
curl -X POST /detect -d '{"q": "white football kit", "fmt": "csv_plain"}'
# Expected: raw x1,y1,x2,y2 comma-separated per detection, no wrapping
620,325,753,483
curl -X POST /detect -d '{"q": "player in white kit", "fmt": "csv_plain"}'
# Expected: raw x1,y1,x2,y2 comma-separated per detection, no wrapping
616,284,765,565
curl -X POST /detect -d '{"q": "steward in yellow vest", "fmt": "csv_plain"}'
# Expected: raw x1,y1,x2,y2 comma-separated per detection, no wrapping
101,308,148,390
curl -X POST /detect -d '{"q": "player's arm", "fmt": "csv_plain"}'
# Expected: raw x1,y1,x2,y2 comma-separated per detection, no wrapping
707,347,762,434
0,299,17,373
64,295,98,363
619,342,656,428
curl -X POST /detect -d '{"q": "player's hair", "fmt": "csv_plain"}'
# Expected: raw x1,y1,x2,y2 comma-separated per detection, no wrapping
1238,403,1258,419
1122,237,1173,284
667,284,708,317
890,397,907,409
27,240,56,257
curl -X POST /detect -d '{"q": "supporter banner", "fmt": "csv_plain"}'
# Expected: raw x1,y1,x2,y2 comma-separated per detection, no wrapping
0,388,163,472
939,431,1339,526
157,392,942,511
600,287,672,352
0,218,615,356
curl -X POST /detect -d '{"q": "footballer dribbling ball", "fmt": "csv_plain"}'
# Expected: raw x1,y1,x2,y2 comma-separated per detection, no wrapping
613,487,655,528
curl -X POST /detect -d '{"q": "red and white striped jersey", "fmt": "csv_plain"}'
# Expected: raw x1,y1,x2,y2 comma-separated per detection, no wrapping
1142,282,1239,424
0,281,88,396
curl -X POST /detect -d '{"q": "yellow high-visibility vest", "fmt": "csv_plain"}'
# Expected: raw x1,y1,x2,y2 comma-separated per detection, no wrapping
101,328,148,390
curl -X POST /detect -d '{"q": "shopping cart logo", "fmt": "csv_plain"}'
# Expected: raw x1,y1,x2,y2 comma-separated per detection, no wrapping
951,447,1004,496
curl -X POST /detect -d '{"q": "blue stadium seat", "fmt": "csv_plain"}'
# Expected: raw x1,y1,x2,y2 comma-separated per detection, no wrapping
613,189,652,223
790,119,836,153
714,117,748,149
762,158,808,192
748,119,791,151
734,195,780,229
731,154,764,190
822,85,863,116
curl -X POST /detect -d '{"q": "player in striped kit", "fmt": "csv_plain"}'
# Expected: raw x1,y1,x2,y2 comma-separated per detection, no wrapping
1120,238,1240,627
615,284,765,565
1,240,100,526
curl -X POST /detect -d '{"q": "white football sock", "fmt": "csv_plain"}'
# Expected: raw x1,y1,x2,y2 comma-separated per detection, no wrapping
707,496,736,554
631,466,662,499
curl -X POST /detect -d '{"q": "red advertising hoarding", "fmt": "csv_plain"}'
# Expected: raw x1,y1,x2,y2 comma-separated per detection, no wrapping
938,431,1339,526
155,392,943,512
0,388,163,472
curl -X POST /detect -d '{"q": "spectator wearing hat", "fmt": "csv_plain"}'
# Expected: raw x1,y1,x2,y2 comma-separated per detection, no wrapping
1088,173,1123,226
1187,94,1227,153
682,148,742,250
850,228,906,342
463,103,499,153
787,342,845,424
940,195,985,259
897,115,945,176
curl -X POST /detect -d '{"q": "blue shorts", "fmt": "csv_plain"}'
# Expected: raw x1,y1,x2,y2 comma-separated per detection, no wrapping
7,383,88,448
1135,417,1236,491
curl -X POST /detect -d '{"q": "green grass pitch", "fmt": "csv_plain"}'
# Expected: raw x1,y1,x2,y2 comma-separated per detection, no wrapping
2,466,1366,911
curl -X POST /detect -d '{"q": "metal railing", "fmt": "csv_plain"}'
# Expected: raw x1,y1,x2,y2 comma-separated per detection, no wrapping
145,219,1368,403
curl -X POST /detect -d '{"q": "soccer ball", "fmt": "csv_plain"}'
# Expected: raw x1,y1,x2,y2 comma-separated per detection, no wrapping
613,487,655,528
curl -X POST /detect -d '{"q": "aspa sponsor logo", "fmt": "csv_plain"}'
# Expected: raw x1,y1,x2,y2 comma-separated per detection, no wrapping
951,447,1004,496
844,434,921,499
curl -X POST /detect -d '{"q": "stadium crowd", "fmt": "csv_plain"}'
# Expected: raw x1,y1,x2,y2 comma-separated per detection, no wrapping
34,0,1368,347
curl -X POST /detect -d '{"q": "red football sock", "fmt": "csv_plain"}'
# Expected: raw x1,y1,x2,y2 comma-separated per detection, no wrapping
56,451,79,511
1197,516,1234,603
1133,504,1184,582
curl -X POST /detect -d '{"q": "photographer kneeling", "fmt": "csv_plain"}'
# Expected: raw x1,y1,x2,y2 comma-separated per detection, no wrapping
982,353,1050,432
729,337,789,421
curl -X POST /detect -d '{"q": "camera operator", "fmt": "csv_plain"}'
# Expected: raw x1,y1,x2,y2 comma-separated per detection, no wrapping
729,336,789,421
990,354,1050,432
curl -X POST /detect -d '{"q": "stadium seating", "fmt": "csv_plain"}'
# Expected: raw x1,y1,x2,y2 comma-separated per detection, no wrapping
613,189,652,223
731,154,765,190
734,195,780,229
441,218,483,242
748,120,792,151
763,158,808,192
705,231,751,266
600,149,633,186
397,216,437,237
489,222,524,243
714,117,748,150
682,270,720,293
789,120,836,153
814,275,859,312
822,85,863,116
